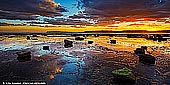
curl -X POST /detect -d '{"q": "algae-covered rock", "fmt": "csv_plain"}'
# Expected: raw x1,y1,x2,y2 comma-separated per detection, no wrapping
112,68,136,82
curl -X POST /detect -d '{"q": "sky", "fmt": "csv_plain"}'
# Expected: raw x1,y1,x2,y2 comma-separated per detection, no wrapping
0,0,170,32
0,0,81,24
54,0,81,16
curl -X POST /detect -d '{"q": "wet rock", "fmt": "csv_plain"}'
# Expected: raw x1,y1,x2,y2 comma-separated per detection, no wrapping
32,34,38,37
26,36,30,40
138,54,155,65
16,50,31,62
112,68,136,83
64,44,73,48
141,46,147,50
88,41,93,44
75,36,84,41
157,38,167,42
64,39,73,48
43,46,50,50
147,35,154,40
32,38,38,40
147,35,167,42
134,48,145,54
110,40,116,44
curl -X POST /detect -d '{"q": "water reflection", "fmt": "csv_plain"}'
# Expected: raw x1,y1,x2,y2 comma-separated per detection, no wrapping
0,35,170,85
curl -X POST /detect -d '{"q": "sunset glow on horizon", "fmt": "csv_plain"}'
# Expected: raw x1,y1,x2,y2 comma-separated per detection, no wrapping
0,19,170,32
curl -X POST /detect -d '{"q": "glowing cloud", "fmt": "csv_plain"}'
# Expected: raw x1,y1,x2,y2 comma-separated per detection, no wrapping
0,0,67,20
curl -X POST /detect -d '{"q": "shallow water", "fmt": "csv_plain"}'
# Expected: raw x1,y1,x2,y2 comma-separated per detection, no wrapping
0,35,170,85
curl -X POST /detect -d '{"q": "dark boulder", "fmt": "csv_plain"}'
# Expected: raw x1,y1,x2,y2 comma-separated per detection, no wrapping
88,41,93,44
110,40,116,44
64,39,73,44
26,36,30,40
138,54,155,65
64,39,73,48
75,37,84,41
134,47,155,65
43,46,50,50
134,48,145,54
64,44,73,48
16,50,31,62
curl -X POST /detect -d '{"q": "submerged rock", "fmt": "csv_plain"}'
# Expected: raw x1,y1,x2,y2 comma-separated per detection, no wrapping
75,36,84,41
147,35,167,42
158,38,167,42
110,40,116,44
88,41,93,44
112,68,136,83
16,50,31,62
138,54,155,65
64,39,73,48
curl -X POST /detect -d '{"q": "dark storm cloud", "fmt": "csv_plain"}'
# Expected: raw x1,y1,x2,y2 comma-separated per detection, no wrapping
79,0,170,18
0,0,67,20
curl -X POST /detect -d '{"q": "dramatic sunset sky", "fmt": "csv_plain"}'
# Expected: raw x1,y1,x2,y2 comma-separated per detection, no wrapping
0,0,170,32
